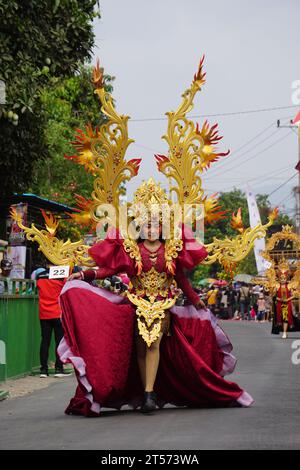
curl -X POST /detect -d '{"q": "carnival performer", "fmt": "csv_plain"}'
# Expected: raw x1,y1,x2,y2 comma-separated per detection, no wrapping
10,57,258,416
58,179,254,416
274,260,294,339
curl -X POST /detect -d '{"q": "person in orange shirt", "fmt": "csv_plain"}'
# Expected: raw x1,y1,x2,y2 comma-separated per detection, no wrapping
36,267,70,378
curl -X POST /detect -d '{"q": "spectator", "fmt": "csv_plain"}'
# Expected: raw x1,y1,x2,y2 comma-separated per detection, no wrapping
257,293,266,322
31,265,47,280
206,286,218,315
238,283,250,320
36,266,71,378
219,288,229,319
264,289,272,321
0,258,13,294
226,285,236,319
249,286,258,321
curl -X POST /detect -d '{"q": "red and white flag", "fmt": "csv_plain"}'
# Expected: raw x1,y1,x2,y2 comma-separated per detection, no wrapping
293,110,300,126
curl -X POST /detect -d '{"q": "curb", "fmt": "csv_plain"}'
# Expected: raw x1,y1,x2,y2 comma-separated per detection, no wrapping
0,390,9,401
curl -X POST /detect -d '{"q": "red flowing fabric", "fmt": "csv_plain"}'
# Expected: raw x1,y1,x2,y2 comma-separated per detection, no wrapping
88,229,136,277
58,281,252,417
176,224,208,270
58,230,253,416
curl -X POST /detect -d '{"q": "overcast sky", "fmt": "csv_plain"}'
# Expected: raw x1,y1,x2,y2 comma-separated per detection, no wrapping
92,0,300,217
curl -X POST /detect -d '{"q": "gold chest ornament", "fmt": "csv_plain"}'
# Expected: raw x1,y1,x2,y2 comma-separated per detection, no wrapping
127,267,178,347
123,234,183,346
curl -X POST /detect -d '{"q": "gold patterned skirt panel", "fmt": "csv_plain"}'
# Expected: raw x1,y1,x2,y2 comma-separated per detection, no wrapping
134,310,171,340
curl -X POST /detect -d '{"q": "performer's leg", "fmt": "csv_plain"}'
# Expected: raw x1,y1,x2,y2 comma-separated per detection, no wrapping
136,334,146,388
40,320,52,375
145,333,163,392
282,321,288,338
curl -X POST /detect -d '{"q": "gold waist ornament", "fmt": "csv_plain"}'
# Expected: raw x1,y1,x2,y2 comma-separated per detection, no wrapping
126,267,178,346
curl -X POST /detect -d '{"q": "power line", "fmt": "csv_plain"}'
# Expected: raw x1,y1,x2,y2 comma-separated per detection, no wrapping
131,116,295,168
133,121,279,165
198,116,294,176
204,165,291,195
204,122,275,174
130,105,299,122
267,174,298,197
206,132,292,179
277,193,294,206
206,127,281,177
203,164,291,185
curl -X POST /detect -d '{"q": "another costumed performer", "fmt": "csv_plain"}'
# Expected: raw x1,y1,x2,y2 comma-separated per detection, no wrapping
275,259,294,339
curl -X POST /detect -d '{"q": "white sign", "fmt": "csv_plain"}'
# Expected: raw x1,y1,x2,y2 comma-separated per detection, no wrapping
263,261,273,270
49,265,70,279
246,188,268,275
7,245,26,278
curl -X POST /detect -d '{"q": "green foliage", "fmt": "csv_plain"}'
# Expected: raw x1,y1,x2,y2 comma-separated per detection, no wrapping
235,249,257,276
0,0,99,113
204,189,249,244
191,264,211,285
0,0,100,196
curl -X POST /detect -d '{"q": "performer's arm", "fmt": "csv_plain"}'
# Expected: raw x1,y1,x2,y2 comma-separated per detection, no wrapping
68,267,116,282
175,266,206,309
81,267,116,282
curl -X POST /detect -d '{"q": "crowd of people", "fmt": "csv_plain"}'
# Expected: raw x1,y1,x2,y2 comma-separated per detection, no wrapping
196,282,273,322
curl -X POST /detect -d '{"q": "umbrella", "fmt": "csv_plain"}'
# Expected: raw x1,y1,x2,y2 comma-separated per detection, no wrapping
233,274,253,283
213,280,228,286
198,278,216,286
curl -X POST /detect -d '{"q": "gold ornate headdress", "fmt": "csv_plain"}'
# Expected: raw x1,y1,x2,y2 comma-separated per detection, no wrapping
11,56,276,271
129,178,170,226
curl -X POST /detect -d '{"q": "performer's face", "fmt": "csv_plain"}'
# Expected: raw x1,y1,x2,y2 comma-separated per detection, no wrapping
279,271,288,284
141,219,162,241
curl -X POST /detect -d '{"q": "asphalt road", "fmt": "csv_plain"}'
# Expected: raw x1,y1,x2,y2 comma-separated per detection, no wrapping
1,321,300,450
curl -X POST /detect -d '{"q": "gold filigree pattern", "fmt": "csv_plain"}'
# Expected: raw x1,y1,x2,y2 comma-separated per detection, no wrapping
10,208,95,269
131,267,177,303
128,267,178,345
164,239,183,274
203,214,276,276
123,238,142,275
127,294,176,347
65,60,141,225
155,56,229,224
123,237,184,277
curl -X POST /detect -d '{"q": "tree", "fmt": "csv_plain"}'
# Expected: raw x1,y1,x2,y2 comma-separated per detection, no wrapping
0,0,100,197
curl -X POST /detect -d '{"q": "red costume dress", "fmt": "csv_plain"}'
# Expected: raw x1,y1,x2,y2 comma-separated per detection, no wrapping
276,284,294,327
58,230,253,416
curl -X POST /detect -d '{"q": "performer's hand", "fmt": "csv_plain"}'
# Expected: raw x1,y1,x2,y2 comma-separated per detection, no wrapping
195,299,207,310
67,272,82,281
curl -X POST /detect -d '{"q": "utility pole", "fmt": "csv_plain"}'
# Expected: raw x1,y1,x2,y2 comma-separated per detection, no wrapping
277,116,300,233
